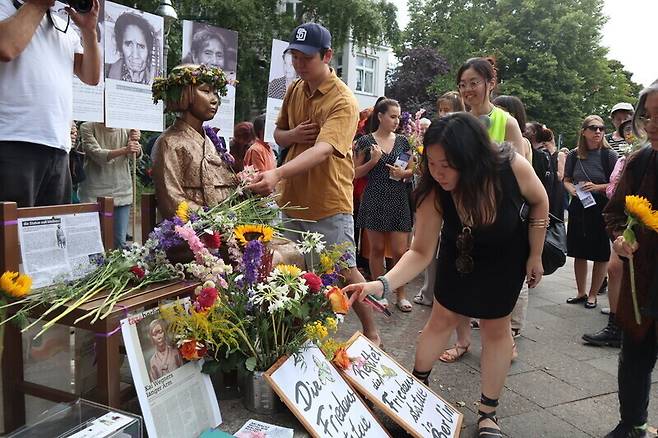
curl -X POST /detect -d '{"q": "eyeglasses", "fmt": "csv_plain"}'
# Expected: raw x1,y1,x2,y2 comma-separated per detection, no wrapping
585,125,605,132
639,115,658,128
455,226,474,274
457,80,483,91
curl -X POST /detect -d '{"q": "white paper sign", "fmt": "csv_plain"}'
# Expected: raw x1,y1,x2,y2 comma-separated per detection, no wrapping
342,333,462,438
17,212,105,289
235,419,293,438
264,39,298,144
264,342,390,438
121,303,222,438
104,1,164,131
576,183,597,208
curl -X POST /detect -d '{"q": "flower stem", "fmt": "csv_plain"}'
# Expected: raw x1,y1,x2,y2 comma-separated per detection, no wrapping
629,257,642,325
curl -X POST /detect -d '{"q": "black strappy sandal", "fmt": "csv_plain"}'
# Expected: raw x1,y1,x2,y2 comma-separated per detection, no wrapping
412,368,431,386
478,394,502,438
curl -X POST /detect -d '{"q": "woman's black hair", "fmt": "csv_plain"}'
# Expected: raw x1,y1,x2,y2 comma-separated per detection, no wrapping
114,13,154,60
414,112,514,226
369,98,400,132
493,95,526,131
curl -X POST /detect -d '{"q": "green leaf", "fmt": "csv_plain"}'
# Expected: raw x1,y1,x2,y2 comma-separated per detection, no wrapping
201,359,222,375
245,356,257,372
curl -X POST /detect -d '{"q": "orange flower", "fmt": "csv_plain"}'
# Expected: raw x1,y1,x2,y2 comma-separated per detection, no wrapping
332,347,351,370
179,340,207,361
326,287,350,314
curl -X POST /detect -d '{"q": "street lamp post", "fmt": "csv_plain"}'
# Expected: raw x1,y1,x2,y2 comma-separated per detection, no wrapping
155,0,178,75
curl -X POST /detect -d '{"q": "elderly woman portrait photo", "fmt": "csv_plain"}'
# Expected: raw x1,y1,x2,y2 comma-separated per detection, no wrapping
105,10,159,85
182,22,237,77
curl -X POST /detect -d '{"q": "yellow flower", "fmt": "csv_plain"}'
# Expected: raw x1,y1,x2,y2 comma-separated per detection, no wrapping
325,316,338,332
304,321,328,341
417,145,424,155
234,224,274,246
319,254,334,274
319,338,341,359
275,264,302,277
176,201,189,223
626,195,658,232
0,271,32,298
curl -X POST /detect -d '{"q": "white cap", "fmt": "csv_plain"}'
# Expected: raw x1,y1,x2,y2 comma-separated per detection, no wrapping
610,102,634,116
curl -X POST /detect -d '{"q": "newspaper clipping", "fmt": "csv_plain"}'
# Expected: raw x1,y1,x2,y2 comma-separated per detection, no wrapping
235,419,294,438
17,212,104,289
264,39,297,144
182,21,238,138
104,1,164,131
121,303,222,438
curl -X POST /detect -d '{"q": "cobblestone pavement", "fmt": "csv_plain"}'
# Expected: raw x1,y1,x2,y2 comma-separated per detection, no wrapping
217,258,658,438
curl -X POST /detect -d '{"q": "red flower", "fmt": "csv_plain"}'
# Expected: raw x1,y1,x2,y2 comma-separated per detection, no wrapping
203,232,222,249
179,340,207,361
195,287,219,310
302,272,323,293
129,266,145,279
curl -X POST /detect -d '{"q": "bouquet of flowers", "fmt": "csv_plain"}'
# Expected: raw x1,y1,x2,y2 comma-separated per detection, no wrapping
161,231,353,374
0,186,296,339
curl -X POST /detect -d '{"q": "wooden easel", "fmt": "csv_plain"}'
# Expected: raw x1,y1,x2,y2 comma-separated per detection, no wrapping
0,197,197,434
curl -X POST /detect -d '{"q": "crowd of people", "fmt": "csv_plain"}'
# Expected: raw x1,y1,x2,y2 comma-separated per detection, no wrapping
1,2,657,436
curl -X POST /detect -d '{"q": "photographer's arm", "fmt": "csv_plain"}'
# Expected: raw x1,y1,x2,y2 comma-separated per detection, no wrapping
71,0,100,85
0,0,52,62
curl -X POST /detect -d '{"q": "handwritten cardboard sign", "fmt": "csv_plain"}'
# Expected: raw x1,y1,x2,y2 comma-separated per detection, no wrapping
341,333,462,438
264,341,391,438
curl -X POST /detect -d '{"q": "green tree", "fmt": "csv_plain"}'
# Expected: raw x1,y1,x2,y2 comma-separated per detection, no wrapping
404,0,642,145
116,0,398,122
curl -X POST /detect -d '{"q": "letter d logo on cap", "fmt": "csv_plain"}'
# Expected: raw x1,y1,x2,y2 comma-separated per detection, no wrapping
296,28,307,41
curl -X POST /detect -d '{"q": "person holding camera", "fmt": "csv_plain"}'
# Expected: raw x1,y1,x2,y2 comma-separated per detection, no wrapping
0,0,101,207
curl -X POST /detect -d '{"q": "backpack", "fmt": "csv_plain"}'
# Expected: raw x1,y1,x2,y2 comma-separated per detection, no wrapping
531,147,555,194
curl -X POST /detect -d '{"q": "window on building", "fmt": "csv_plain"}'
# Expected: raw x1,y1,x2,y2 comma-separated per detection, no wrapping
332,52,344,80
355,55,376,95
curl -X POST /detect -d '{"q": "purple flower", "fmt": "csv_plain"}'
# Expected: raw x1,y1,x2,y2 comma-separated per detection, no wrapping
321,272,339,287
204,125,234,165
242,240,264,286
149,219,184,251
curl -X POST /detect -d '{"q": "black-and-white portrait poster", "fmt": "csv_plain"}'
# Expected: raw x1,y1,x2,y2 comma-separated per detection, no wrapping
104,1,164,131
265,39,298,143
53,0,105,122
182,21,238,138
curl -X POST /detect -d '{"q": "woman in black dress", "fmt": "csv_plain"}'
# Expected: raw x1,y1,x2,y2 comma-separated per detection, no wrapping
346,113,549,438
563,115,618,308
353,99,414,312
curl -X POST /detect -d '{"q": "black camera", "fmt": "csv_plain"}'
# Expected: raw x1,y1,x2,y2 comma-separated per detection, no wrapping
63,0,92,13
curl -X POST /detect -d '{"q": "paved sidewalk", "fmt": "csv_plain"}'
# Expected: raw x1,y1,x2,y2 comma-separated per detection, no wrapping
218,258,658,437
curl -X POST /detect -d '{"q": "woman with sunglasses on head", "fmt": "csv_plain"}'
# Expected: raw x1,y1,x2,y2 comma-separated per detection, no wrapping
346,113,549,438
602,79,658,438
564,115,618,309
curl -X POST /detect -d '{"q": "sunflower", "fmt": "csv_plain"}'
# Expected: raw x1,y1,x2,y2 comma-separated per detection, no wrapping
0,271,32,298
625,195,658,232
275,264,302,277
233,224,274,246
175,201,189,223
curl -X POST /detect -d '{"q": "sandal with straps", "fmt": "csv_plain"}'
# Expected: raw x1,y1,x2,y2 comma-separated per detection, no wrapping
439,343,470,363
478,394,502,438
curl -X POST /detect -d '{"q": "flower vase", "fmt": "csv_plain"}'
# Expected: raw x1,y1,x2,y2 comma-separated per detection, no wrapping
240,370,284,414
209,369,241,401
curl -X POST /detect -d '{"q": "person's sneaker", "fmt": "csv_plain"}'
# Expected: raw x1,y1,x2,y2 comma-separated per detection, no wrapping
601,307,611,315
582,313,621,348
598,277,609,295
604,423,648,438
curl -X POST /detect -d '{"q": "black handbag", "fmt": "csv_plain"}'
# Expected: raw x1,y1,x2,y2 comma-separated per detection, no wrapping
542,214,567,275
516,200,566,276
69,148,86,184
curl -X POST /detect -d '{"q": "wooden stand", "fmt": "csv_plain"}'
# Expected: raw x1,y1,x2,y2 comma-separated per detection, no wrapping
0,198,197,434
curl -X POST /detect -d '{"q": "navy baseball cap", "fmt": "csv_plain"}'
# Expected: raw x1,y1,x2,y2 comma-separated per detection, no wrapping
286,23,332,55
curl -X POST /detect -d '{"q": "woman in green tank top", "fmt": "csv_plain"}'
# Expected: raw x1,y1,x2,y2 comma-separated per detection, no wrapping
457,57,526,153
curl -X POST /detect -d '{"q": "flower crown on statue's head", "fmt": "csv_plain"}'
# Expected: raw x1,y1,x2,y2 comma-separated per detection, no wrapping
151,64,231,111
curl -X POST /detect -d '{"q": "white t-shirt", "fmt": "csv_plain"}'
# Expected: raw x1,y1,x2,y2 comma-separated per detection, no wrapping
0,0,83,152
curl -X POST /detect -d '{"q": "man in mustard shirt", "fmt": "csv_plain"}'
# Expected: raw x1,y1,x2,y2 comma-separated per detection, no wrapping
250,23,382,346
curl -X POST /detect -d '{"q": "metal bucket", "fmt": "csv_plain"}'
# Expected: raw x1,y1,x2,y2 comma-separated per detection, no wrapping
241,370,284,414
